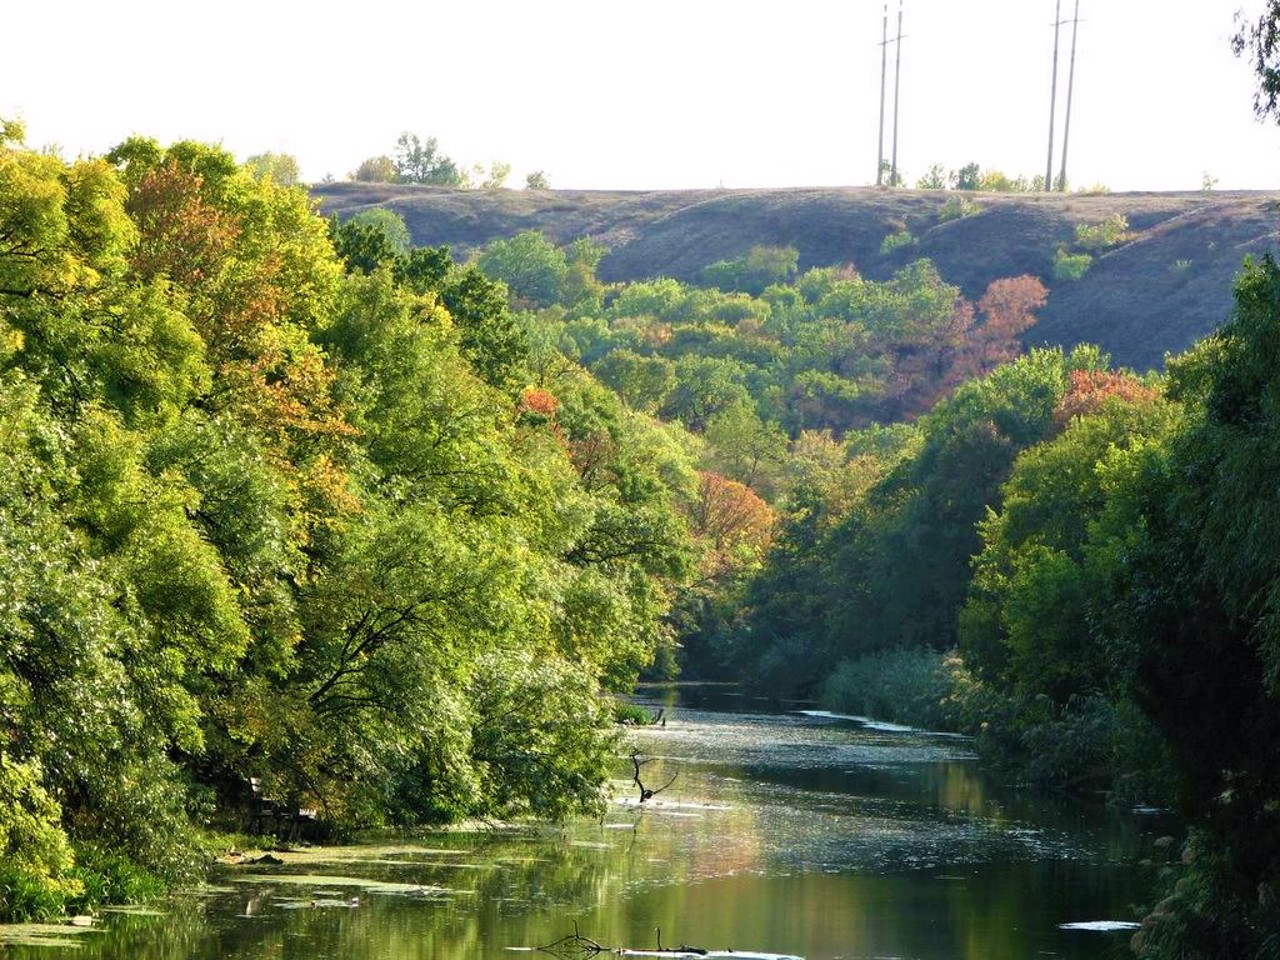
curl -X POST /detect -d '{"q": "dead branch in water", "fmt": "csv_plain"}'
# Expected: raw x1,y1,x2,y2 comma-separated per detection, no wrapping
537,924,711,958
630,752,678,803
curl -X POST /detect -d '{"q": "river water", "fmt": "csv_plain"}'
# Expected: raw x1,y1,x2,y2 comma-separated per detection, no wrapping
2,686,1162,959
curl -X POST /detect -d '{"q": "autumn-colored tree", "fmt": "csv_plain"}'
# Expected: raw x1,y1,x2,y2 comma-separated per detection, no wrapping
690,472,774,556
126,158,241,286
1053,368,1158,425
970,275,1048,374
520,386,560,417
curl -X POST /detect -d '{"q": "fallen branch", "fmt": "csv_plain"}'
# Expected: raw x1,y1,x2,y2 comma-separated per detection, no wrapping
537,925,707,959
535,925,799,960
631,752,678,803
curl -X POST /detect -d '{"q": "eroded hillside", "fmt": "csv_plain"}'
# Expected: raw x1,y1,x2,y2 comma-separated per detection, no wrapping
313,183,1280,370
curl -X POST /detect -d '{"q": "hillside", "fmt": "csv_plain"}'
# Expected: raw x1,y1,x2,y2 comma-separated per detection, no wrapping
312,183,1280,371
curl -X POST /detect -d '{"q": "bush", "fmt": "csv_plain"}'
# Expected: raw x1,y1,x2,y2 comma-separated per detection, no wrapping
822,648,958,730
1074,213,1129,252
68,846,165,913
938,195,981,222
613,701,663,725
1053,248,1093,281
879,229,917,256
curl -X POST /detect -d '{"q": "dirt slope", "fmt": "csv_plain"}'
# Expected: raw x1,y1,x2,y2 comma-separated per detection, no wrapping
312,183,1280,371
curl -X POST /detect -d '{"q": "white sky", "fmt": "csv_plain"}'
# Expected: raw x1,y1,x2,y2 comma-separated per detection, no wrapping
3,1,1278,192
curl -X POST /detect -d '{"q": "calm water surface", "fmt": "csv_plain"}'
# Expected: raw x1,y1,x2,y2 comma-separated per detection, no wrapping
3,687,1163,960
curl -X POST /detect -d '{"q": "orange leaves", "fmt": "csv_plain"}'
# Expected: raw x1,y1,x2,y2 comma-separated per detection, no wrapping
128,159,240,286
689,471,775,559
1054,369,1159,425
978,275,1049,338
520,387,560,417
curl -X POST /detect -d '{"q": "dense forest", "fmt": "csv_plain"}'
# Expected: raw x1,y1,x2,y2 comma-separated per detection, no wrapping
6,17,1280,950
416,175,1280,959
0,123,742,920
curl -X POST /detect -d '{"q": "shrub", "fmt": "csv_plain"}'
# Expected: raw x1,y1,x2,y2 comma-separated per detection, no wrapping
879,229,917,256
1054,248,1093,281
1074,213,1129,252
0,864,74,923
938,195,981,222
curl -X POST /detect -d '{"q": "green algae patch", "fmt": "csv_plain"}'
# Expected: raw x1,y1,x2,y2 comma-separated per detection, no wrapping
0,922,105,949
228,874,467,897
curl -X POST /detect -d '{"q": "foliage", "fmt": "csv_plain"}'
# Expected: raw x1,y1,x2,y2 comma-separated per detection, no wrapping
525,170,551,190
352,155,395,183
0,133,702,920
725,348,1082,696
1098,255,1280,952
950,163,981,191
937,194,980,222
243,152,300,186
1074,213,1129,252
916,163,948,190
1233,1,1280,123
701,246,799,296
1053,247,1093,281
478,160,511,189
879,229,916,256
393,132,465,186
477,230,569,307
822,648,957,730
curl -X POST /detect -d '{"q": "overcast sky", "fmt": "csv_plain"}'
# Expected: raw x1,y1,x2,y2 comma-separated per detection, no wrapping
4,1,1278,192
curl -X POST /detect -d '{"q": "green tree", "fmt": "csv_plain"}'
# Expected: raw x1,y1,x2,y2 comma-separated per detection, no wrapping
916,163,947,189
950,162,981,191
243,152,300,186
477,230,569,307
352,155,395,182
1233,1,1280,122
394,132,464,186
480,161,511,188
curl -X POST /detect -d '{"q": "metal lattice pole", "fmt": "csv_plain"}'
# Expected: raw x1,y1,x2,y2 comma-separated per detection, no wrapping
877,4,888,185
1045,0,1062,191
890,0,904,187
1058,0,1081,192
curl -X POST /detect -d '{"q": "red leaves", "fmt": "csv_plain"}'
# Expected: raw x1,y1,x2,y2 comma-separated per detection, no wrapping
519,387,560,417
1054,369,1158,424
128,159,240,286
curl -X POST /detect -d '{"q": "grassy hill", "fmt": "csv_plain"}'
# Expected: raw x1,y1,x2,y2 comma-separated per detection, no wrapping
312,183,1280,371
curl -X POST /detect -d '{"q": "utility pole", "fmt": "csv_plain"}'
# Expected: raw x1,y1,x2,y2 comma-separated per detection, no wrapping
1045,0,1062,191
877,4,888,185
890,0,904,187
1057,0,1081,192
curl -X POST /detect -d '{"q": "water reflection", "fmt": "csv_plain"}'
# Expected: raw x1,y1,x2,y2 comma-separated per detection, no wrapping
3,686,1157,960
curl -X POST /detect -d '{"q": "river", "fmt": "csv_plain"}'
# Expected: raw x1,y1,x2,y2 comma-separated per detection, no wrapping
1,686,1162,959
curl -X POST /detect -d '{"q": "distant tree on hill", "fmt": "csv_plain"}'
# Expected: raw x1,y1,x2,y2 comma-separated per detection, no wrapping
394,133,465,186
525,170,551,190
479,161,511,189
243,152,300,186
916,163,947,190
950,163,981,191
352,155,396,182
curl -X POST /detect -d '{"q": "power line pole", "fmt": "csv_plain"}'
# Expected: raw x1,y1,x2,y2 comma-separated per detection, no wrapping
1045,0,1063,192
891,0,904,187
877,4,888,185
1057,0,1081,192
